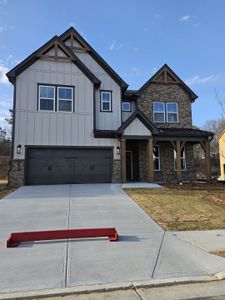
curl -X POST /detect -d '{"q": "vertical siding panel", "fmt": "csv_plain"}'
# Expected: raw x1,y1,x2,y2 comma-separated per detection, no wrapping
71,114,78,145
56,114,64,145
49,113,57,145
63,114,71,145
19,76,27,110
78,76,85,113
42,113,49,145
34,113,42,145
27,72,36,111
27,112,35,144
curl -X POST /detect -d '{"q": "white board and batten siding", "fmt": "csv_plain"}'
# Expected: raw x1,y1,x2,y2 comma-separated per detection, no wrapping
124,118,152,136
14,58,120,160
74,51,122,130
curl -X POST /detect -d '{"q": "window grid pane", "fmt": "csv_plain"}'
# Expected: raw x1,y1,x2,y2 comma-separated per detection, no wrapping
101,91,112,111
40,99,54,111
40,86,54,99
59,100,72,112
154,112,165,122
122,102,131,111
168,113,178,123
58,87,73,100
153,102,164,112
167,102,178,123
153,102,165,122
103,102,110,111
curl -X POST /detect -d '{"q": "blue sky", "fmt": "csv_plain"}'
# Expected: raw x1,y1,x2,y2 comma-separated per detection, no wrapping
0,0,225,132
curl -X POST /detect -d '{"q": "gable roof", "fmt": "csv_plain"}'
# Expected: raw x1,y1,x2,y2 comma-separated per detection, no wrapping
138,64,198,102
59,27,128,91
6,36,101,87
117,110,159,135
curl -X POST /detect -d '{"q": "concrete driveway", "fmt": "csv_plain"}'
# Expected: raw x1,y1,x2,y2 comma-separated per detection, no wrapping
0,184,225,294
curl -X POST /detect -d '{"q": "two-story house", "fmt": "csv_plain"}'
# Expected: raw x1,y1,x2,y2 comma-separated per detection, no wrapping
7,27,214,186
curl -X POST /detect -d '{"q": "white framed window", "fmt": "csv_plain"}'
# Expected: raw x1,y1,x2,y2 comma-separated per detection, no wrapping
153,145,160,171
122,101,131,112
153,102,165,123
39,85,55,111
57,86,73,112
174,148,186,171
100,91,112,112
167,102,178,123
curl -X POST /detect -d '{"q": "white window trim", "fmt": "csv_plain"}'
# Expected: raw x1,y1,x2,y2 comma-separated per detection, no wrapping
39,85,55,112
57,86,73,113
100,91,112,112
174,148,186,171
153,145,161,171
166,102,179,123
153,102,165,123
122,101,131,112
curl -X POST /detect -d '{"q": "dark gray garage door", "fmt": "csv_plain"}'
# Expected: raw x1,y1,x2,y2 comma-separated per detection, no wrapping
26,147,113,185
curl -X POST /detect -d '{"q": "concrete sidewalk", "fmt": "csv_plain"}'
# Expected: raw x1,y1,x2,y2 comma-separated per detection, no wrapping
0,184,225,295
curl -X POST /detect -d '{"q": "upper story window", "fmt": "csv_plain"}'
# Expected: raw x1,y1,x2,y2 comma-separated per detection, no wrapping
153,145,160,171
174,148,186,171
166,102,178,123
153,102,165,123
57,87,73,112
100,91,112,112
38,84,74,113
39,85,55,111
153,101,179,123
122,101,131,112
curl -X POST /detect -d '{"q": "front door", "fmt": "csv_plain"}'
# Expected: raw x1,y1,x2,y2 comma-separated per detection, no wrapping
126,151,133,181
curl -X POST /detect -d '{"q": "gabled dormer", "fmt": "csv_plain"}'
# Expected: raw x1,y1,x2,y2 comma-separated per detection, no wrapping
136,64,198,129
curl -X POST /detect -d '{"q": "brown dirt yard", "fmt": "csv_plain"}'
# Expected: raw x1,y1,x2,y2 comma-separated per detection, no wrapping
125,183,225,231
0,180,16,200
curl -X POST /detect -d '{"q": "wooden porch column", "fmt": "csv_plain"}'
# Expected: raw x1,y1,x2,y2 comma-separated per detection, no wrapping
120,138,126,183
176,140,182,183
205,140,212,183
147,138,154,182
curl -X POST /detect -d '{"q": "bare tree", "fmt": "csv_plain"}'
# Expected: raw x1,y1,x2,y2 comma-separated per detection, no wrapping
203,119,225,156
5,109,13,125
215,89,225,118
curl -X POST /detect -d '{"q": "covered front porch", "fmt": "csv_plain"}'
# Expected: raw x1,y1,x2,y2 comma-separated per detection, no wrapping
117,111,214,184
120,137,213,184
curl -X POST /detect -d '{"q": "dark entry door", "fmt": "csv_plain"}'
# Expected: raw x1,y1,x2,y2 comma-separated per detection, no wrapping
26,147,112,185
126,151,133,181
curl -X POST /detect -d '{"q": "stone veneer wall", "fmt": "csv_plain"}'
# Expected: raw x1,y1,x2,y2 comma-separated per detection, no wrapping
138,141,196,183
112,159,121,183
8,159,121,186
138,142,147,181
8,159,25,187
137,82,192,128
154,142,196,183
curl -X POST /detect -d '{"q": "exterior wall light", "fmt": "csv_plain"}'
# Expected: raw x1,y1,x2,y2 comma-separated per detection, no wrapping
116,146,120,155
16,144,22,155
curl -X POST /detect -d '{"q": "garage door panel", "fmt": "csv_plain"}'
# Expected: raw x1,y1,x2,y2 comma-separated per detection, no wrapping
26,148,112,185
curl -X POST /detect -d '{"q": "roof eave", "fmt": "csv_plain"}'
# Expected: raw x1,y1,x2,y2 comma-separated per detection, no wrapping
59,27,128,90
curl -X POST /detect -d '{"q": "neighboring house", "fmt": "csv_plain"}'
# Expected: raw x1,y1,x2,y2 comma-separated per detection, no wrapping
7,27,214,186
218,130,225,180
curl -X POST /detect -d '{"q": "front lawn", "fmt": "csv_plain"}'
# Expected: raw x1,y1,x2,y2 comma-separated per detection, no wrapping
125,185,225,231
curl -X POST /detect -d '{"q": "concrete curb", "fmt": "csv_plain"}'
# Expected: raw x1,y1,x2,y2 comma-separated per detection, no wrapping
0,275,223,300
215,271,225,280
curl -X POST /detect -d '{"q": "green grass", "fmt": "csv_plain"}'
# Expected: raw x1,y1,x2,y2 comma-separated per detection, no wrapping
125,187,225,231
